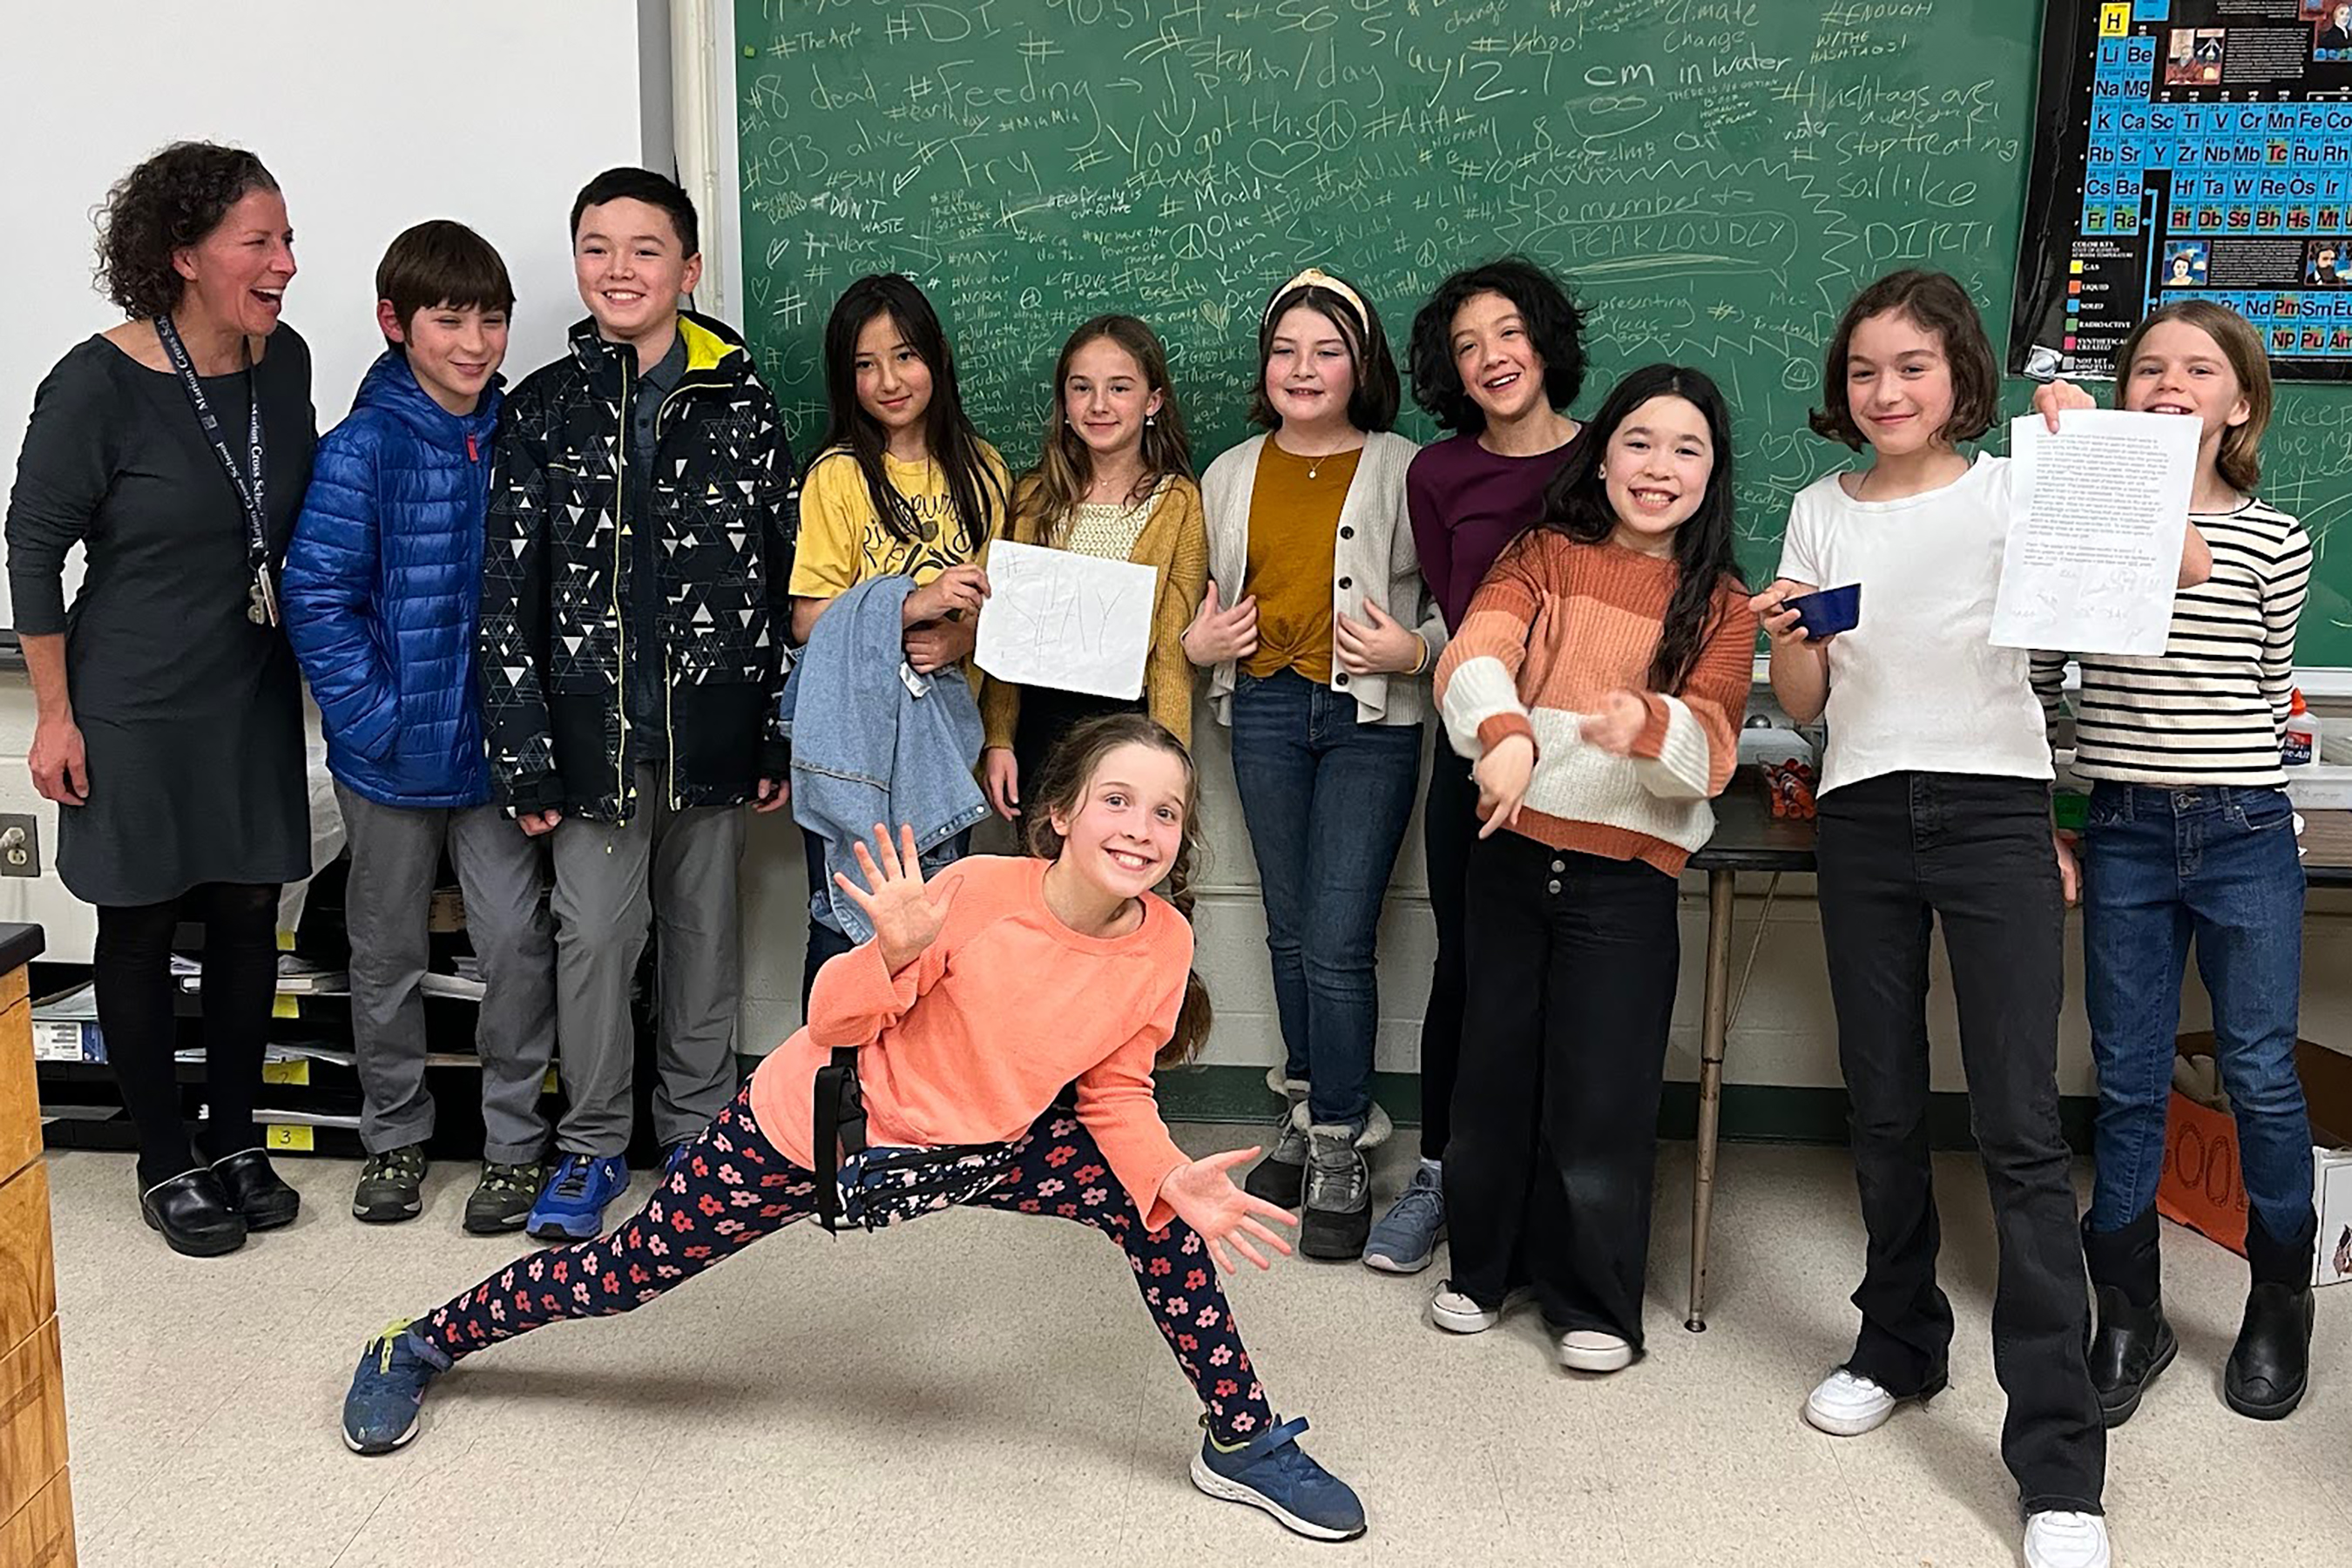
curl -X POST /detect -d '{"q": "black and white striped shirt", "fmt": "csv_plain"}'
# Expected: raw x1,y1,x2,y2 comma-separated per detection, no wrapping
2031,498,2312,787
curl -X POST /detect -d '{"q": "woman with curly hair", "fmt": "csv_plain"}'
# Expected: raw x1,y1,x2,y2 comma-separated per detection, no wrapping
4,141,314,1256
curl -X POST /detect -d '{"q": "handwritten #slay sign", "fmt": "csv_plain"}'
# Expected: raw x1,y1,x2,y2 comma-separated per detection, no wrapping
975,541,1157,700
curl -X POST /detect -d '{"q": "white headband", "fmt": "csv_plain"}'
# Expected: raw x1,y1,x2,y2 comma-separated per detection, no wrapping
1264,267,1369,336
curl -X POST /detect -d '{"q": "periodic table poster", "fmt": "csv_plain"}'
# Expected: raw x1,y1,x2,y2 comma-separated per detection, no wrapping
2012,0,2352,382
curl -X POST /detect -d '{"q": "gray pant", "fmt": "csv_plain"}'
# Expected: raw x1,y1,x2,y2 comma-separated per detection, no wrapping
547,763,746,1156
338,785,558,1165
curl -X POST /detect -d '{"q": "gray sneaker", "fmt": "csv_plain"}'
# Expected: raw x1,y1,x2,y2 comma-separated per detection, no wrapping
1362,1160,1445,1274
1242,1119,1309,1207
353,1144,427,1224
1300,1125,1371,1260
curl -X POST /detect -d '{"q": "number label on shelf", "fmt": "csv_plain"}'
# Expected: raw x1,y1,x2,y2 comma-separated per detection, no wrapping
260,1059,310,1086
265,1124,314,1152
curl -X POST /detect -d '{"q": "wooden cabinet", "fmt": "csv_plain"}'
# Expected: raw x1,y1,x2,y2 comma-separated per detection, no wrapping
0,927,69,1565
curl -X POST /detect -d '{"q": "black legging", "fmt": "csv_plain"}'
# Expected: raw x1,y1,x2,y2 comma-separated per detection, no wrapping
92,882,280,1187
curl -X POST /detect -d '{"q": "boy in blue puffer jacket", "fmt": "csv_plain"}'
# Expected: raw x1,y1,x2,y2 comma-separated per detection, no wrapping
284,221,558,1234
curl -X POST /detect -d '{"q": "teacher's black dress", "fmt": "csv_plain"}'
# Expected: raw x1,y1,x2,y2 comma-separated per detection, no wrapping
3,329,315,907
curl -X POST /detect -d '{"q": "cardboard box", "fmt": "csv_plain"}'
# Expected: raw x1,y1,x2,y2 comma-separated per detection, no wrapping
27,1022,100,1064
2158,1034,2352,1286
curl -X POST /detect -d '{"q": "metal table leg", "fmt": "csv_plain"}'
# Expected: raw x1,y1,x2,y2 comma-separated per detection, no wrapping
1686,868,1736,1332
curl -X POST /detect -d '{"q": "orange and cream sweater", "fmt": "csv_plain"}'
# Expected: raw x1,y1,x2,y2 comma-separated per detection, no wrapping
1434,532,1755,875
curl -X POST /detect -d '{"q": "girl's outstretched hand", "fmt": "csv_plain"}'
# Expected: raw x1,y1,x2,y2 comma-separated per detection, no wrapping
833,823,957,973
1159,1148,1300,1272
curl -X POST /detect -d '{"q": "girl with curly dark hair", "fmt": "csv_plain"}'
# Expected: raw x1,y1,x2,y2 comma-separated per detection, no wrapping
1360,258,1586,1275
4,140,314,1257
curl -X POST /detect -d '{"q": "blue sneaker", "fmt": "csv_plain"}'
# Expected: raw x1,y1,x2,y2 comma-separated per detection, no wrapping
525,1153,629,1240
1190,1416,1366,1540
1362,1159,1445,1274
341,1320,451,1454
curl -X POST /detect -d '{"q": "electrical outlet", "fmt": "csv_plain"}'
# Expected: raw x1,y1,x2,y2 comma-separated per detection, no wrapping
0,814,40,876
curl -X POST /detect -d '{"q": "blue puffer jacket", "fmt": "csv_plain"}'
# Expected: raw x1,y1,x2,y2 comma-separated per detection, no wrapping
283,352,503,808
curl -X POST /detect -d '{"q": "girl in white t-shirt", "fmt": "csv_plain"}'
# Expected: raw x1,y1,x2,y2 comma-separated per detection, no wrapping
1751,270,2114,1568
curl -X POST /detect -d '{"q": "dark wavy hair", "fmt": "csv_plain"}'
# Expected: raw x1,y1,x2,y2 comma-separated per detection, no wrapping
818,274,1007,549
1024,713,1211,1067
1535,363,1747,692
1247,272,1401,432
1408,257,1587,433
94,142,280,320
1808,269,1999,450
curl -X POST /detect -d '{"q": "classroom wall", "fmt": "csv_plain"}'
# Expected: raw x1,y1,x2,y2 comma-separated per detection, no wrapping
5,5,2349,1123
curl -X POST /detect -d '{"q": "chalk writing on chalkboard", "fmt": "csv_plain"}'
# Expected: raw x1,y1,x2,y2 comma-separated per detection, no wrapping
733,0,2350,664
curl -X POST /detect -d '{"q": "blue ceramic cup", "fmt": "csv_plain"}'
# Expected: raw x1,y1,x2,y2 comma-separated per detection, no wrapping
1785,583,1861,640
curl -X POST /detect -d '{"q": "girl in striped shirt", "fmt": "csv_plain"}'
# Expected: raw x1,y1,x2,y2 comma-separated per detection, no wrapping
1429,363,1753,1372
2032,301,2318,1427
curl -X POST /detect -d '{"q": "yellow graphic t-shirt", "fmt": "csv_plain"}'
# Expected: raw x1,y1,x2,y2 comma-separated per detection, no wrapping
789,444,1010,598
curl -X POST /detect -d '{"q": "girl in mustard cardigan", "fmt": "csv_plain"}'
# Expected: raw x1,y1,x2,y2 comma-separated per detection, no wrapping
980,315,1207,818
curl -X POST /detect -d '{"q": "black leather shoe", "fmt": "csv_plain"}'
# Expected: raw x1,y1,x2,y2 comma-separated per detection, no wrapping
2225,1283,2315,1419
140,1168,247,1257
212,1147,301,1231
2087,1284,2177,1426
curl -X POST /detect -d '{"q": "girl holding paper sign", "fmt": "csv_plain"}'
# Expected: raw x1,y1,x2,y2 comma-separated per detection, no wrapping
2030,301,2320,1428
978,315,1208,819
789,275,1011,993
1188,268,1436,1260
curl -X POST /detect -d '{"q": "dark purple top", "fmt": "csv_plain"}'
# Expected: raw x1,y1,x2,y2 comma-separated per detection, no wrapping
1406,429,1583,632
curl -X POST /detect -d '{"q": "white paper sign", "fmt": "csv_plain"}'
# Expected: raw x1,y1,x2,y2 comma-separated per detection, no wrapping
974,540,1157,700
1991,409,2196,656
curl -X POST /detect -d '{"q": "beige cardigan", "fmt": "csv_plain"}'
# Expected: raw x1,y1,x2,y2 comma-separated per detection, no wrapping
1197,430,1441,727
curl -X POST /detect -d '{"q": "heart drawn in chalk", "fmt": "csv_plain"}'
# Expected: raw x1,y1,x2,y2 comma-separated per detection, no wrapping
1247,139,1317,181
1201,299,1230,333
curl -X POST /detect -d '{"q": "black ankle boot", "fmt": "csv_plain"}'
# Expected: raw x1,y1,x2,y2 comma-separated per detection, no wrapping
139,1168,247,1257
2227,1212,2317,1420
2082,1211,2174,1426
212,1147,301,1230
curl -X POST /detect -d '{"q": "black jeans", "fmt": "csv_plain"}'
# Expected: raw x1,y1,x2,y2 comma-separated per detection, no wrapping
1443,836,1680,1348
1416,729,1478,1160
1815,771,2104,1516
92,882,280,1188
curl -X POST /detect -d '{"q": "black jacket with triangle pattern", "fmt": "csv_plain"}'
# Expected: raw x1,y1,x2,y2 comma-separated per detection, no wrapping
479,310,799,821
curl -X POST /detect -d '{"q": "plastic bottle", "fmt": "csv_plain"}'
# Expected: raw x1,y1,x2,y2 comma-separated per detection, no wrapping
2283,687,2318,767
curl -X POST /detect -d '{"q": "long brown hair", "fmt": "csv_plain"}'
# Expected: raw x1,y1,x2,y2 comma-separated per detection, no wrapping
1024,314,1193,544
1022,713,1212,1067
2112,300,2274,494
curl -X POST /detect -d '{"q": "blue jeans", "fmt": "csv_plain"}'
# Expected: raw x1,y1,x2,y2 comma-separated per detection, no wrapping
1227,669,1423,1128
2082,782,2312,1241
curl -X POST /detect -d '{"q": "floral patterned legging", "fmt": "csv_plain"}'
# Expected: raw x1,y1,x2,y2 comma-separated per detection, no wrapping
415,1083,1276,1442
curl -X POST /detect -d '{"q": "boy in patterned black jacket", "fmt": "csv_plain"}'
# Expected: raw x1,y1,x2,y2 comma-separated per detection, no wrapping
477,167,797,1240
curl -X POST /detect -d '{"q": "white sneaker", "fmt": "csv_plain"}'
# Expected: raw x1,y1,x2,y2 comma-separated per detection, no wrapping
1429,1284,1500,1334
1802,1369,1897,1436
1557,1330,1635,1374
2024,1511,2111,1568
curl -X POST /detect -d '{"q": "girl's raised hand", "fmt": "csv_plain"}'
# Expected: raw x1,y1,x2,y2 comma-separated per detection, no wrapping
1158,1148,1300,1272
1578,690,1651,756
1748,578,1819,650
2032,377,2099,433
1335,599,1423,675
833,823,958,973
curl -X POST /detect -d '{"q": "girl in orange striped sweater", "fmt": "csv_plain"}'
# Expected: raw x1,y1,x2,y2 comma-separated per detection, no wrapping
1429,364,1754,1371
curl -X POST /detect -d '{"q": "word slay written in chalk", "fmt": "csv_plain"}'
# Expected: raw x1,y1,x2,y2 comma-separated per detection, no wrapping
974,540,1157,700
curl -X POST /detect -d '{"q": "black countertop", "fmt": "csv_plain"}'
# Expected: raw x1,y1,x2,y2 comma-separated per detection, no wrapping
0,923,45,973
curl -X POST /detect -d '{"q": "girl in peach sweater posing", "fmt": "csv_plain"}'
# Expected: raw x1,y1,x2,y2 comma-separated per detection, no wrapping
339,714,1366,1541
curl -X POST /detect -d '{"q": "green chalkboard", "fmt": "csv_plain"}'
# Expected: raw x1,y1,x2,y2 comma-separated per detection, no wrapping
735,0,2349,667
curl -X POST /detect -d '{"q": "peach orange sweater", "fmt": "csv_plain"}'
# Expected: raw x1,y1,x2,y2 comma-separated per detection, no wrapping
748,855,1194,1227
1434,532,1754,875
